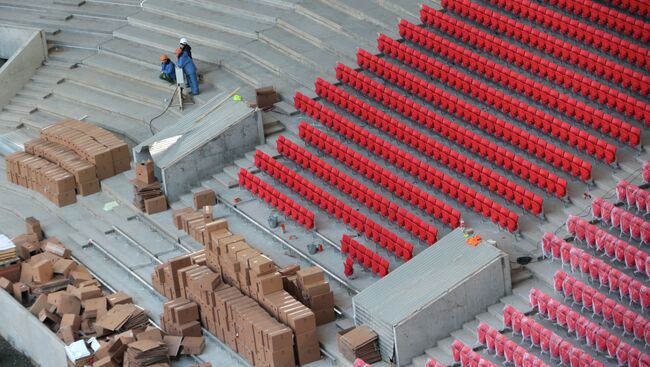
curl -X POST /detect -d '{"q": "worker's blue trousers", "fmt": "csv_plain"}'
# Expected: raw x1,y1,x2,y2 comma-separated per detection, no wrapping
186,72,199,95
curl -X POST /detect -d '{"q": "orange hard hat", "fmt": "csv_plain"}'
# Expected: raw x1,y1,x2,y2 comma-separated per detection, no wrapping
160,54,169,61
175,47,183,56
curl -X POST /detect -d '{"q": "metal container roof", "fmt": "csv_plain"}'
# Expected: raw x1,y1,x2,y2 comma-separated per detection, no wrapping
352,229,506,359
133,93,255,169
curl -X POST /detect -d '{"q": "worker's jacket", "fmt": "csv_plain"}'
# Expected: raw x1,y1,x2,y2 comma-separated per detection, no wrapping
177,53,197,75
181,45,192,59
160,60,175,75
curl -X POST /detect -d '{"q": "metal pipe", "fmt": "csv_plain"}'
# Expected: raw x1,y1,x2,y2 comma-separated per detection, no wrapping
218,194,360,295
112,225,164,265
87,238,157,293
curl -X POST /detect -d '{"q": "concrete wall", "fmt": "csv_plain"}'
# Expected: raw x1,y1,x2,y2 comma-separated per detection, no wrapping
393,256,509,366
0,289,67,367
162,112,260,201
0,25,47,109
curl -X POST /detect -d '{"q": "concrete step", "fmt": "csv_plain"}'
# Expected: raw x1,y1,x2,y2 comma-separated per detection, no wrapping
66,65,173,108
114,25,226,64
17,89,52,100
409,354,429,367
20,110,61,131
450,328,477,348
0,5,123,34
43,59,78,69
83,53,173,92
3,104,35,115
257,26,346,75
24,81,55,94
30,74,65,85
239,40,319,89
144,0,272,38
0,0,139,20
186,0,284,23
10,96,40,108
251,0,299,10
37,95,155,143
277,13,370,59
47,30,112,48
51,80,165,123
371,0,424,20
321,0,403,30
47,46,97,63
475,311,503,330
220,52,284,89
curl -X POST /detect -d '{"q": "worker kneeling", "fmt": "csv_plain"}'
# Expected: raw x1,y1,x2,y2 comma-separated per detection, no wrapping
175,47,199,95
159,54,176,84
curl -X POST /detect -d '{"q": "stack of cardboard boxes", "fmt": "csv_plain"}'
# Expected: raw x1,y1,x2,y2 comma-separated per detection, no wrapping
160,298,202,337
132,161,167,215
152,254,295,367
154,208,333,366
5,152,78,207
4,119,130,207
25,139,100,196
40,119,130,178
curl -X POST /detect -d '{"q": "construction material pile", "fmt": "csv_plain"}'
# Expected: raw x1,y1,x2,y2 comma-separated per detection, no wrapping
337,325,381,364
5,119,130,207
0,216,206,367
153,206,338,366
131,160,167,214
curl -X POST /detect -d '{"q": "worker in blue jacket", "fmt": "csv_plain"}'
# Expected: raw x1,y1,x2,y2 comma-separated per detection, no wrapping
176,47,199,95
158,54,176,84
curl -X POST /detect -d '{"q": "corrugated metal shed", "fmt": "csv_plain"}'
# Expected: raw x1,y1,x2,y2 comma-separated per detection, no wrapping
133,93,254,168
352,229,506,362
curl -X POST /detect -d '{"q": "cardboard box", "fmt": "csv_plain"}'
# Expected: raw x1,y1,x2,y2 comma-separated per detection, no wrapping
25,217,43,240
61,313,81,331
78,179,101,196
145,195,167,215
172,208,193,229
53,259,77,277
181,336,205,355
193,190,216,209
257,273,283,295
136,161,155,184
256,86,279,109
32,259,54,283
296,267,325,285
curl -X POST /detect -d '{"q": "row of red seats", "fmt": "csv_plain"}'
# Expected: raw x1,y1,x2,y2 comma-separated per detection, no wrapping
341,235,389,277
543,231,646,305
439,0,650,96
552,271,649,334
294,93,520,232
327,65,559,205
418,6,642,146
603,0,648,16
616,181,650,215
238,168,315,229
425,359,443,367
591,198,650,242
476,323,550,367
526,291,648,365
368,45,596,188
502,305,594,365
297,122,461,228
555,217,649,277
544,0,650,42
380,30,611,171
277,136,438,244
254,149,415,260
330,65,552,213
451,340,497,367
420,7,649,125
485,0,650,69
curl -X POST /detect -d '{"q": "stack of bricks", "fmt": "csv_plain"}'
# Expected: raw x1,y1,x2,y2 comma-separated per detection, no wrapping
5,152,77,207
295,268,336,326
160,298,202,337
160,210,329,365
25,139,100,196
152,254,296,367
40,119,130,179
4,119,130,207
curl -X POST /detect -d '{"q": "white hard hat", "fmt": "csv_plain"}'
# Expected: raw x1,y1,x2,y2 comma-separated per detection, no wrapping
179,37,188,45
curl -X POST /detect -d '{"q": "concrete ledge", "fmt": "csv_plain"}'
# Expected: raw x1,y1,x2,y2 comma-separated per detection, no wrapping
0,289,67,367
0,25,47,109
